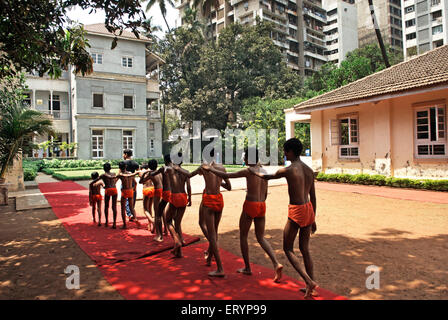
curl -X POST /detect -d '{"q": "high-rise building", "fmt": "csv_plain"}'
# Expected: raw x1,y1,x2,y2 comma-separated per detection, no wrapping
402,0,448,60
356,0,403,52
176,0,358,77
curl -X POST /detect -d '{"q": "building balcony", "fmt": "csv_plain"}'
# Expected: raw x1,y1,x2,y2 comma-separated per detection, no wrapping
146,79,160,93
147,109,161,119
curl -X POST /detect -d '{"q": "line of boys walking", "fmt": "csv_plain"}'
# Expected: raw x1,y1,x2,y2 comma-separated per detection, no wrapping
88,138,318,298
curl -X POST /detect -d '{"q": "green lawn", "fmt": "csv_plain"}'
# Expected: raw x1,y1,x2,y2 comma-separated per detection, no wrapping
52,164,244,180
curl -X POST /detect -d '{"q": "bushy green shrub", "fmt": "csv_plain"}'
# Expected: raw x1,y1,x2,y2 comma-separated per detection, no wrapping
22,160,43,181
316,172,448,191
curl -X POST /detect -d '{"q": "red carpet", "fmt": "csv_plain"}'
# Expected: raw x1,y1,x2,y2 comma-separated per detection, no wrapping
39,181,200,265
99,242,346,300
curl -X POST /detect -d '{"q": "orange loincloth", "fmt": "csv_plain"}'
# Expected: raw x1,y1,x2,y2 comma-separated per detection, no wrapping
162,190,171,203
143,186,155,198
170,193,188,208
154,188,163,198
92,194,102,201
243,200,266,219
288,202,315,227
105,187,118,196
202,193,224,212
121,188,134,199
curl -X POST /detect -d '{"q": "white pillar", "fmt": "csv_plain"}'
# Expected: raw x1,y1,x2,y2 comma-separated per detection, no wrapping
32,89,36,109
50,90,53,115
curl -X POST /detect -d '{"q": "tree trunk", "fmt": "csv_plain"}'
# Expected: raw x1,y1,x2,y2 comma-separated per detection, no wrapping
368,0,390,68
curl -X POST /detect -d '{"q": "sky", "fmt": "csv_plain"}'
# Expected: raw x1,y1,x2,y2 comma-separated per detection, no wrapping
66,3,179,38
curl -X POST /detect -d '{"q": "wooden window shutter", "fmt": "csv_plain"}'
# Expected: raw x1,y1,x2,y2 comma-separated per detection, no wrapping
329,119,339,145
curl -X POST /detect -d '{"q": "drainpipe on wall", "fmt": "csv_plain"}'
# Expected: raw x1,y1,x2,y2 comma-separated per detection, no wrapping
68,65,73,145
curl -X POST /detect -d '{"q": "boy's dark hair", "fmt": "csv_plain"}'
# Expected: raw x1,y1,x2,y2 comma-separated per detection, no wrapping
118,161,127,171
91,172,99,179
148,159,158,170
164,154,171,164
283,138,303,157
123,149,133,157
244,147,259,165
141,163,149,170
103,162,111,172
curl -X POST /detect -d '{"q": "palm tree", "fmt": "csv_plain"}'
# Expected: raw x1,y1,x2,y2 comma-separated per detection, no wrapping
143,0,175,33
0,103,53,180
192,0,220,38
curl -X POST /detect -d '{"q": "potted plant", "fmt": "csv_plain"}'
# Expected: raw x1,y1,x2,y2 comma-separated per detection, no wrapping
60,142,68,158
0,75,53,204
38,140,51,158
68,142,78,158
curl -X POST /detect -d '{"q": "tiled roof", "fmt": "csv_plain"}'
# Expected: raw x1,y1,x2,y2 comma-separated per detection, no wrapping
294,45,448,112
83,23,150,42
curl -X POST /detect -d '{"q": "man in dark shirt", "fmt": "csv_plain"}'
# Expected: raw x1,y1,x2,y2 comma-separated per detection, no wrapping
123,149,139,219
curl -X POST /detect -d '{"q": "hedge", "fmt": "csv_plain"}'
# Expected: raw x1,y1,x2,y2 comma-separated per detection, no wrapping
39,158,164,169
316,172,448,191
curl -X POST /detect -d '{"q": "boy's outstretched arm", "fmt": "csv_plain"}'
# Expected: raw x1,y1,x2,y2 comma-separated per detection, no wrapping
150,166,164,176
186,178,192,206
174,165,202,178
248,166,287,180
203,165,248,179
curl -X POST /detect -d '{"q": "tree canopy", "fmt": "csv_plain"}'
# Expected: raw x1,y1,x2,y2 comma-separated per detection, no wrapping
156,18,302,132
0,0,146,78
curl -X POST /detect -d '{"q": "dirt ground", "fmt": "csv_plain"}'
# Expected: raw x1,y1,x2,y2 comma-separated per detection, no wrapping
1,184,447,300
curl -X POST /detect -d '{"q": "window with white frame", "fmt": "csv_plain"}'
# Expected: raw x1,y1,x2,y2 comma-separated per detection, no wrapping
124,95,134,109
91,130,104,158
415,104,446,158
122,56,133,68
123,130,134,153
93,93,104,108
91,53,103,64
329,114,359,159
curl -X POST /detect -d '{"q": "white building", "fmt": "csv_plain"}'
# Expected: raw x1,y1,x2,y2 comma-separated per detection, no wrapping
323,0,358,65
402,0,448,60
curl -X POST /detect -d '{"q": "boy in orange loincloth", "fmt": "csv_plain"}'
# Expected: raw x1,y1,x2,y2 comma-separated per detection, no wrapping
141,159,165,238
249,138,318,298
89,172,104,226
98,162,118,228
117,161,139,229
203,148,283,282
164,153,191,257
175,149,231,277
139,163,155,232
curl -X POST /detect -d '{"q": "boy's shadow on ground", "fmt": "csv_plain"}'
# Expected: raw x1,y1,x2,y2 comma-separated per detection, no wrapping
193,227,448,300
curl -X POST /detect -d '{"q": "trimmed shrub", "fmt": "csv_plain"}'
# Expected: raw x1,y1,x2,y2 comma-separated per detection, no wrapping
316,172,448,192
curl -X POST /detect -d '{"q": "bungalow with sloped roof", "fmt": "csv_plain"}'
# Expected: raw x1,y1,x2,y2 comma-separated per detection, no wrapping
284,45,448,178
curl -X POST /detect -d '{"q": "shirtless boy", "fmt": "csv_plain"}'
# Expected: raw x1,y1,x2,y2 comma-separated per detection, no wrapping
89,172,104,226
202,148,283,282
175,149,231,277
117,161,139,229
140,160,164,237
149,154,173,241
99,162,118,228
139,163,155,232
163,152,192,257
249,138,318,298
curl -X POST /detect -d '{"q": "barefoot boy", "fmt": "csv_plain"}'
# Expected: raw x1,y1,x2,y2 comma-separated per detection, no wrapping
117,161,139,229
139,163,155,232
99,162,118,228
175,149,231,277
89,172,104,226
203,148,283,282
141,160,164,237
163,152,192,258
249,138,318,298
